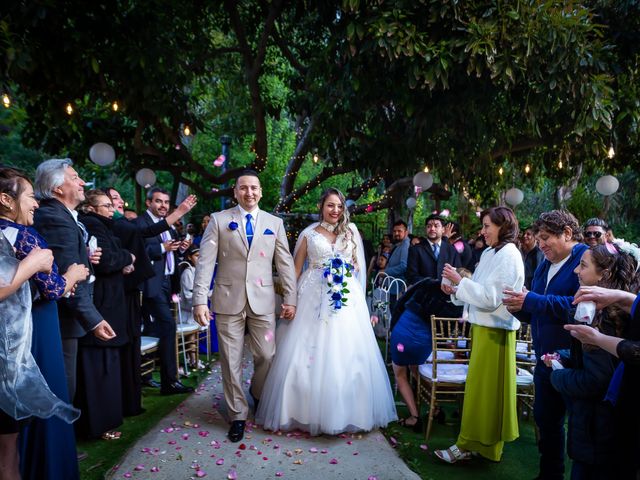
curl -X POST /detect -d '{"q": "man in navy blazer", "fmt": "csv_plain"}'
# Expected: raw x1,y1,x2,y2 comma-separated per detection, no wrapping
136,187,193,395
33,159,116,400
406,214,462,288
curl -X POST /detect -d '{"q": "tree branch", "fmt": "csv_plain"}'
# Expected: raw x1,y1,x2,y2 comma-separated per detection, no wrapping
277,116,314,207
277,163,354,212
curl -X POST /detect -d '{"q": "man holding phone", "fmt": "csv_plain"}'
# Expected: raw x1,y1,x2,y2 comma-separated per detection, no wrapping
136,187,193,394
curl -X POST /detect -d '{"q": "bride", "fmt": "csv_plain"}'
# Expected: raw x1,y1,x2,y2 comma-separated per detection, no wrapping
256,188,397,435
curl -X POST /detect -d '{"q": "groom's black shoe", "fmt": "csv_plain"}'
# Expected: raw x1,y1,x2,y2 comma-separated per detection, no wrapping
250,389,260,414
228,420,246,443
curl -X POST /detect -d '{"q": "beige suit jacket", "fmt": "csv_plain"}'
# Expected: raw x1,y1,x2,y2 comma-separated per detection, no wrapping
192,206,296,316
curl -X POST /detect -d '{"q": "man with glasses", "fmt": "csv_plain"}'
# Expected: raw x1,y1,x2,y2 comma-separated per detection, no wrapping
583,218,608,247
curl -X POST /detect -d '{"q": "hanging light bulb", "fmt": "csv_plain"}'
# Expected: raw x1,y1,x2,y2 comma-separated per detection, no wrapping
498,167,504,176
607,145,615,159
525,164,530,174
183,125,191,136
558,160,563,169
423,166,429,173
312,152,319,163
112,101,119,112
2,94,10,108
65,103,74,115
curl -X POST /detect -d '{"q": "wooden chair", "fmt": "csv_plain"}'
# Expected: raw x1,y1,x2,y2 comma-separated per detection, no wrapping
417,315,472,440
515,323,535,419
140,336,160,377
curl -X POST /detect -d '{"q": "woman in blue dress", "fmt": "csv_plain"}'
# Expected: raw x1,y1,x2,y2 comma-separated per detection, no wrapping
0,167,88,480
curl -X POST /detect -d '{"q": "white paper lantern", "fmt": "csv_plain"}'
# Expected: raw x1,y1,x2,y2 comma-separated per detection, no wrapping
89,142,116,166
406,197,417,209
135,168,156,188
595,175,619,196
412,172,433,190
345,199,355,209
504,187,524,206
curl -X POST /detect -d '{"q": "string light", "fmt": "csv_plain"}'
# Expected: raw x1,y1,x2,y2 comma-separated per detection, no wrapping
65,103,74,115
525,164,530,174
558,160,563,169
2,94,10,108
498,167,503,176
423,166,429,173
183,125,192,136
607,145,615,159
112,101,119,112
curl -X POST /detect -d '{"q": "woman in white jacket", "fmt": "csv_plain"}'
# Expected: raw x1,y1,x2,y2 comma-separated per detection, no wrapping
435,206,525,464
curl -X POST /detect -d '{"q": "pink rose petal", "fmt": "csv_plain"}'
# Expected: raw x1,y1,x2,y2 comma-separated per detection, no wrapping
309,447,318,453
150,466,160,472
264,330,274,342
215,458,224,465
276,472,283,477
134,464,145,471
259,250,266,257
227,468,237,480
368,477,379,480
420,444,428,451
329,458,338,464
320,449,328,454
396,343,405,352
195,470,207,478
123,474,132,479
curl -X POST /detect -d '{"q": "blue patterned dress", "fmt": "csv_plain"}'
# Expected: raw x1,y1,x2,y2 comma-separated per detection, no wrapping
0,219,80,480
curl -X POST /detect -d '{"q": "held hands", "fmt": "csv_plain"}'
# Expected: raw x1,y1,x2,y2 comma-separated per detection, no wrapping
441,283,456,295
280,304,296,320
502,287,529,313
93,320,116,341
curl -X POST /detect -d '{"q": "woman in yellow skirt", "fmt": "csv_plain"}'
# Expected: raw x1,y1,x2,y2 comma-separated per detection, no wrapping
435,206,525,463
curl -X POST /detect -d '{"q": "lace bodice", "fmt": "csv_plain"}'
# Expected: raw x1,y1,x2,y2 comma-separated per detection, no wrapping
305,228,356,268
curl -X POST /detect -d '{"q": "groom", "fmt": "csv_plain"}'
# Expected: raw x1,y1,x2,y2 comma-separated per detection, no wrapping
192,170,297,442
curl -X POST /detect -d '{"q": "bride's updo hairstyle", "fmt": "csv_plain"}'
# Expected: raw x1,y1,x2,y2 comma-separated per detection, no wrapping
318,187,350,236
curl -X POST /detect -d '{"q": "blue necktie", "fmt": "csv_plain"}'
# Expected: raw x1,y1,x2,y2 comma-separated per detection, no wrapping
433,242,440,259
245,213,254,247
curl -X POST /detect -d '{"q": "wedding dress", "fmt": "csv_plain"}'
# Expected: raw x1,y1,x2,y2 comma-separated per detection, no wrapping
256,223,397,435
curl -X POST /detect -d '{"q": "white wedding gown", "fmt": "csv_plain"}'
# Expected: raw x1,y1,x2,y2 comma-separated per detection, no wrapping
256,226,397,435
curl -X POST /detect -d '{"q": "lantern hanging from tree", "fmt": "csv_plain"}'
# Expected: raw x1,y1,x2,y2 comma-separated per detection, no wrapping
504,187,524,207
413,171,433,190
595,175,619,196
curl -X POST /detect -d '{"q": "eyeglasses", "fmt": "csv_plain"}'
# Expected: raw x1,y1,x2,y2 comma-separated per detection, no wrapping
96,203,115,209
584,231,603,239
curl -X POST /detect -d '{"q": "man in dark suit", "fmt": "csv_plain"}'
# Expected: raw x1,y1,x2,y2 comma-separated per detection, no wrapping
406,214,462,288
33,159,116,400
136,187,193,395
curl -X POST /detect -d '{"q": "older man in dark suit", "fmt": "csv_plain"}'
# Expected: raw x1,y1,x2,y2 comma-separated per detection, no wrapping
406,214,462,288
136,187,193,395
33,159,116,400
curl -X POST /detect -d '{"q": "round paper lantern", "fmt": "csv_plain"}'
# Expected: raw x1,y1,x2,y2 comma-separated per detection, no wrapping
135,168,156,188
345,199,355,209
595,175,619,196
406,197,417,209
89,142,116,166
504,187,524,206
412,172,433,190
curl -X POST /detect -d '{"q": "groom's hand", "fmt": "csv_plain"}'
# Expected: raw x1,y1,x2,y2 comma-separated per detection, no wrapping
193,305,210,326
280,304,296,320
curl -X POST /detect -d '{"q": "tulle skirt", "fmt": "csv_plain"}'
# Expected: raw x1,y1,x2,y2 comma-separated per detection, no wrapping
256,268,397,435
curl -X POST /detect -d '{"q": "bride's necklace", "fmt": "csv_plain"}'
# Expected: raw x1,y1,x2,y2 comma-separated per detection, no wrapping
320,221,338,233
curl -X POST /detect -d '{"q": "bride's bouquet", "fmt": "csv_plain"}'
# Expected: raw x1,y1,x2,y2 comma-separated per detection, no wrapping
323,254,354,312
